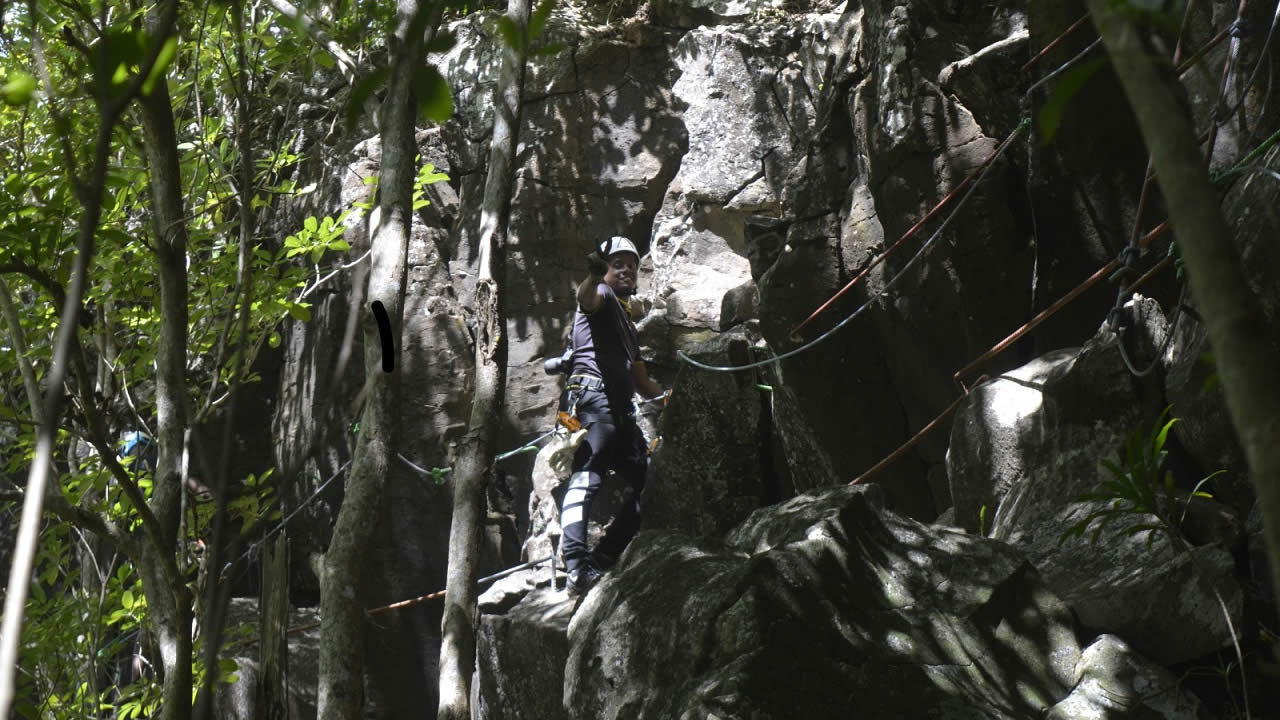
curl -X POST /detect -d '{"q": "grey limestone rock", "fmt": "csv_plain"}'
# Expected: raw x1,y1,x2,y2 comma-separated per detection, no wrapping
477,588,576,720
216,599,319,720
947,298,1243,665
645,328,839,538
1045,635,1209,720
564,485,1082,719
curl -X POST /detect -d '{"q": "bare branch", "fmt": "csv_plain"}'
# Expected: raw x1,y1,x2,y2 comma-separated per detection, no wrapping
264,0,359,81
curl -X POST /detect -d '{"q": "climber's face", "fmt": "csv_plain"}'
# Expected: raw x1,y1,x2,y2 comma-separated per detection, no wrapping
604,252,638,297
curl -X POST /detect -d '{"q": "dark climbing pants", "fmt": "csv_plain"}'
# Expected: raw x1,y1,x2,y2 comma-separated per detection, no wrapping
559,387,649,575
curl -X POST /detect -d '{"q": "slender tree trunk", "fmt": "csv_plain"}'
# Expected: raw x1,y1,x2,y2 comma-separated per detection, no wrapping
193,4,260,716
315,2,422,717
0,275,43,417
437,1,528,717
137,38,193,720
0,111,114,720
1088,0,1280,621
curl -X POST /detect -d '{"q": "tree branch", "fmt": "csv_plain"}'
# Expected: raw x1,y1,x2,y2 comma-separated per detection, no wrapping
0,261,67,306
264,0,359,81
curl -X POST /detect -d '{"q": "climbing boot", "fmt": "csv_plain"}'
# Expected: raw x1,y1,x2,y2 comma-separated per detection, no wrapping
566,566,602,596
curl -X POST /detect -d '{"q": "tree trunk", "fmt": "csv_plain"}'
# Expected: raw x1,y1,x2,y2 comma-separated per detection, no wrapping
1088,0,1280,622
436,0,528,716
0,275,43,417
194,4,260,716
315,2,422,717
259,534,290,720
137,35,193,720
0,117,112,720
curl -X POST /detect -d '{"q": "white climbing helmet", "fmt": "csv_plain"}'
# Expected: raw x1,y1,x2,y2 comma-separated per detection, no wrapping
599,236,640,263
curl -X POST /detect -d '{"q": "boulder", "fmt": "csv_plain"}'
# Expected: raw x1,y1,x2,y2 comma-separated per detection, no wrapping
948,298,1244,664
476,588,576,720
1163,315,1252,513
645,327,839,538
1012,500,1242,666
1045,635,1209,720
565,485,1084,719
948,297,1165,535
641,20,823,341
217,599,320,720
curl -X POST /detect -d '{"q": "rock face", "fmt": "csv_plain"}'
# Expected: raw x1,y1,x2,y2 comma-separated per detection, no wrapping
266,0,1263,715
644,328,839,538
476,588,575,720
478,486,1221,720
947,298,1243,665
562,485,1082,719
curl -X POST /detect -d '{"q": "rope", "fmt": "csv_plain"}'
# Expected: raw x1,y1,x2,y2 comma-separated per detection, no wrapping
220,458,351,578
1022,13,1090,73
262,555,559,641
1115,281,1187,379
223,427,559,577
678,121,1026,374
1023,37,1103,98
953,221,1170,384
397,426,561,483
789,119,1029,339
365,554,554,617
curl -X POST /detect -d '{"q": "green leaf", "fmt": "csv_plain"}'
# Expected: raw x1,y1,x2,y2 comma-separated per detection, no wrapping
344,66,392,129
529,0,556,41
122,590,135,610
1154,416,1177,454
1036,57,1105,145
419,163,450,185
141,35,179,97
268,331,281,348
415,66,454,124
496,15,523,53
105,27,147,68
1,72,38,106
534,42,567,57
304,216,318,233
284,302,311,322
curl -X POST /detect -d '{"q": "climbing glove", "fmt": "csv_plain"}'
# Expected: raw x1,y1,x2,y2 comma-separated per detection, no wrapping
586,251,609,278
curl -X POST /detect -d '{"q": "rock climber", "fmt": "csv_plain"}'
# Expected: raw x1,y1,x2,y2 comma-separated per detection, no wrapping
559,235,666,595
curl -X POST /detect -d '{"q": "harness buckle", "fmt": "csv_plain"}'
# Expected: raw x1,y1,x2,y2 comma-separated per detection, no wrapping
557,411,583,432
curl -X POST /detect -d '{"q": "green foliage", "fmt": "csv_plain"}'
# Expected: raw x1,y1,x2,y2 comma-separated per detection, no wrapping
2,71,38,106
496,0,560,55
415,160,451,210
1037,57,1104,145
415,65,455,124
1061,407,1218,547
0,0,402,711
285,212,353,264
